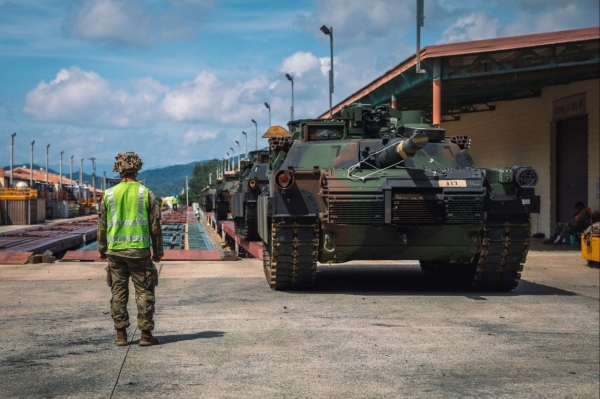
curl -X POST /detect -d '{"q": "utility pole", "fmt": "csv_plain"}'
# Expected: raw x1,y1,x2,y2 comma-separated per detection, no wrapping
70,155,74,186
185,175,189,209
89,157,96,207
59,151,64,190
45,144,50,184
30,140,35,187
80,158,84,205
10,133,16,187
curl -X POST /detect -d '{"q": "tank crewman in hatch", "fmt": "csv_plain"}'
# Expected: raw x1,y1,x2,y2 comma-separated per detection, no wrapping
98,152,164,346
548,201,593,244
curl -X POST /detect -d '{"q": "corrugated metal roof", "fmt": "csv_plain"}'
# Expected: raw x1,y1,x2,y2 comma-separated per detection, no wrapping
4,167,103,194
319,27,600,119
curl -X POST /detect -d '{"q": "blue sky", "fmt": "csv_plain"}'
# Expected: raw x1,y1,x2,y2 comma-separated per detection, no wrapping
1,0,598,174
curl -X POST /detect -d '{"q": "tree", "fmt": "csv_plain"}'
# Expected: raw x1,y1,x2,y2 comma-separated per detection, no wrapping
188,159,221,202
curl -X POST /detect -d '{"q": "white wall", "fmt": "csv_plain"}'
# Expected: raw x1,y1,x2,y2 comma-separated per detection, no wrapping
442,79,599,237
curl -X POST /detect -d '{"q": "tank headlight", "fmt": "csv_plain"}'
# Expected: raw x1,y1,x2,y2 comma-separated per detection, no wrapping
275,170,294,190
514,167,538,188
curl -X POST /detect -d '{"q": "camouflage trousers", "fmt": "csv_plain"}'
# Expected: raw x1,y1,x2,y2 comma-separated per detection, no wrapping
554,219,589,238
107,255,156,331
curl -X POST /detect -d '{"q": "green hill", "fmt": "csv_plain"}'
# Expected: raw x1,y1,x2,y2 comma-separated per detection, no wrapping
138,161,206,198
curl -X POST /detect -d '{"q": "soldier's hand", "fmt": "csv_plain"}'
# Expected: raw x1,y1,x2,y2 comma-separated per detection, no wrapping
152,254,163,263
99,253,108,260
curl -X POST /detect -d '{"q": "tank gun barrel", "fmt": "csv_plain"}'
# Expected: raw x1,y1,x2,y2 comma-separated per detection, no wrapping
374,130,429,168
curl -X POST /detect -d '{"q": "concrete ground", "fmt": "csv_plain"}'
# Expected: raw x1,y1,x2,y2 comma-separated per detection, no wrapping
0,250,598,399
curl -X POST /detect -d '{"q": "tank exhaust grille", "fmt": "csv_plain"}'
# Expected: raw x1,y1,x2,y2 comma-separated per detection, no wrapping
444,194,484,224
328,195,384,225
392,196,444,225
390,192,484,225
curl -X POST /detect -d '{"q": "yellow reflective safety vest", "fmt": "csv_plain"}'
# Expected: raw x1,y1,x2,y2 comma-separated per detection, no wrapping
172,197,178,204
104,182,150,250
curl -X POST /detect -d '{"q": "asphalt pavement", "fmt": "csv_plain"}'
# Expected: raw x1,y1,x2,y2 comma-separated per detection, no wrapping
0,250,598,399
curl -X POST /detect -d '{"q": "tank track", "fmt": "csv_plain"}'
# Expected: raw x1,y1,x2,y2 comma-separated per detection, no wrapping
263,217,319,290
420,213,530,291
472,213,530,291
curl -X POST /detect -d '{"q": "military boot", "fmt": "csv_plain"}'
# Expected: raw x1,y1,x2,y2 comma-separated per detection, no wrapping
139,330,159,346
114,328,128,346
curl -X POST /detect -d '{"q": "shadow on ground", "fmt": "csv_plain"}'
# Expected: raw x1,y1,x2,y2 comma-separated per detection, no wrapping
284,265,577,297
133,331,225,345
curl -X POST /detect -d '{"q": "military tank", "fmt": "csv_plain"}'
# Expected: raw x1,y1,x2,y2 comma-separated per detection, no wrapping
198,183,217,213
257,104,540,291
231,150,270,241
213,171,239,221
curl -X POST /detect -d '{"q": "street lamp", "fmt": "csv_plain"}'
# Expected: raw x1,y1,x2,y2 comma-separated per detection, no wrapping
10,133,16,187
285,73,294,121
226,152,230,172
251,119,258,151
30,140,35,187
320,24,334,118
264,102,271,127
45,144,50,184
229,147,235,171
235,140,240,170
241,131,248,159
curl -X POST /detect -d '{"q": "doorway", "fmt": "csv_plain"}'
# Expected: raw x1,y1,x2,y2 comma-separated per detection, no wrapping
556,115,588,222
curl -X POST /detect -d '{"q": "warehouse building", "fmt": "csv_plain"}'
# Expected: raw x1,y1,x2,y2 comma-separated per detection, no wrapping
321,27,599,237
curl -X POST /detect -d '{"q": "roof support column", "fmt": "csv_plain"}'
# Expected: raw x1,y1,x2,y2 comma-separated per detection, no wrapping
432,58,441,125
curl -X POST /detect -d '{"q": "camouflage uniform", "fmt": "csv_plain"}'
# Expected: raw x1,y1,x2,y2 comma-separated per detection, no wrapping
98,188,163,331
554,207,593,239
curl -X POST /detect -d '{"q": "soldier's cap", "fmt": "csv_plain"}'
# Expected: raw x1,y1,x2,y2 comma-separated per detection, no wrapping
262,125,292,138
113,152,143,174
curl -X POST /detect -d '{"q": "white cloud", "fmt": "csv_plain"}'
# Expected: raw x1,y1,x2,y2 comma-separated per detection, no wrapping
22,66,168,127
504,3,599,36
183,126,219,144
280,51,320,77
297,0,413,45
438,12,499,43
65,0,212,48
68,0,154,47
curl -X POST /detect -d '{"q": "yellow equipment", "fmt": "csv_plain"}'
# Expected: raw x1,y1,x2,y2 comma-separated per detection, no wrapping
581,223,599,267
0,188,38,199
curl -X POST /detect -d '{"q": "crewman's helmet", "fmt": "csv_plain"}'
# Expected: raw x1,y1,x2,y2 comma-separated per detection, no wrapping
113,152,143,175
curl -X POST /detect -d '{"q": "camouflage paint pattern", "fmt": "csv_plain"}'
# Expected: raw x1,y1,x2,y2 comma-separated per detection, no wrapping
231,150,270,240
258,104,540,290
108,255,156,331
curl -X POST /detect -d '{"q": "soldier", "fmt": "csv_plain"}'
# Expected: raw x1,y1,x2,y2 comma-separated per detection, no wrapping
98,152,164,346
549,201,593,244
